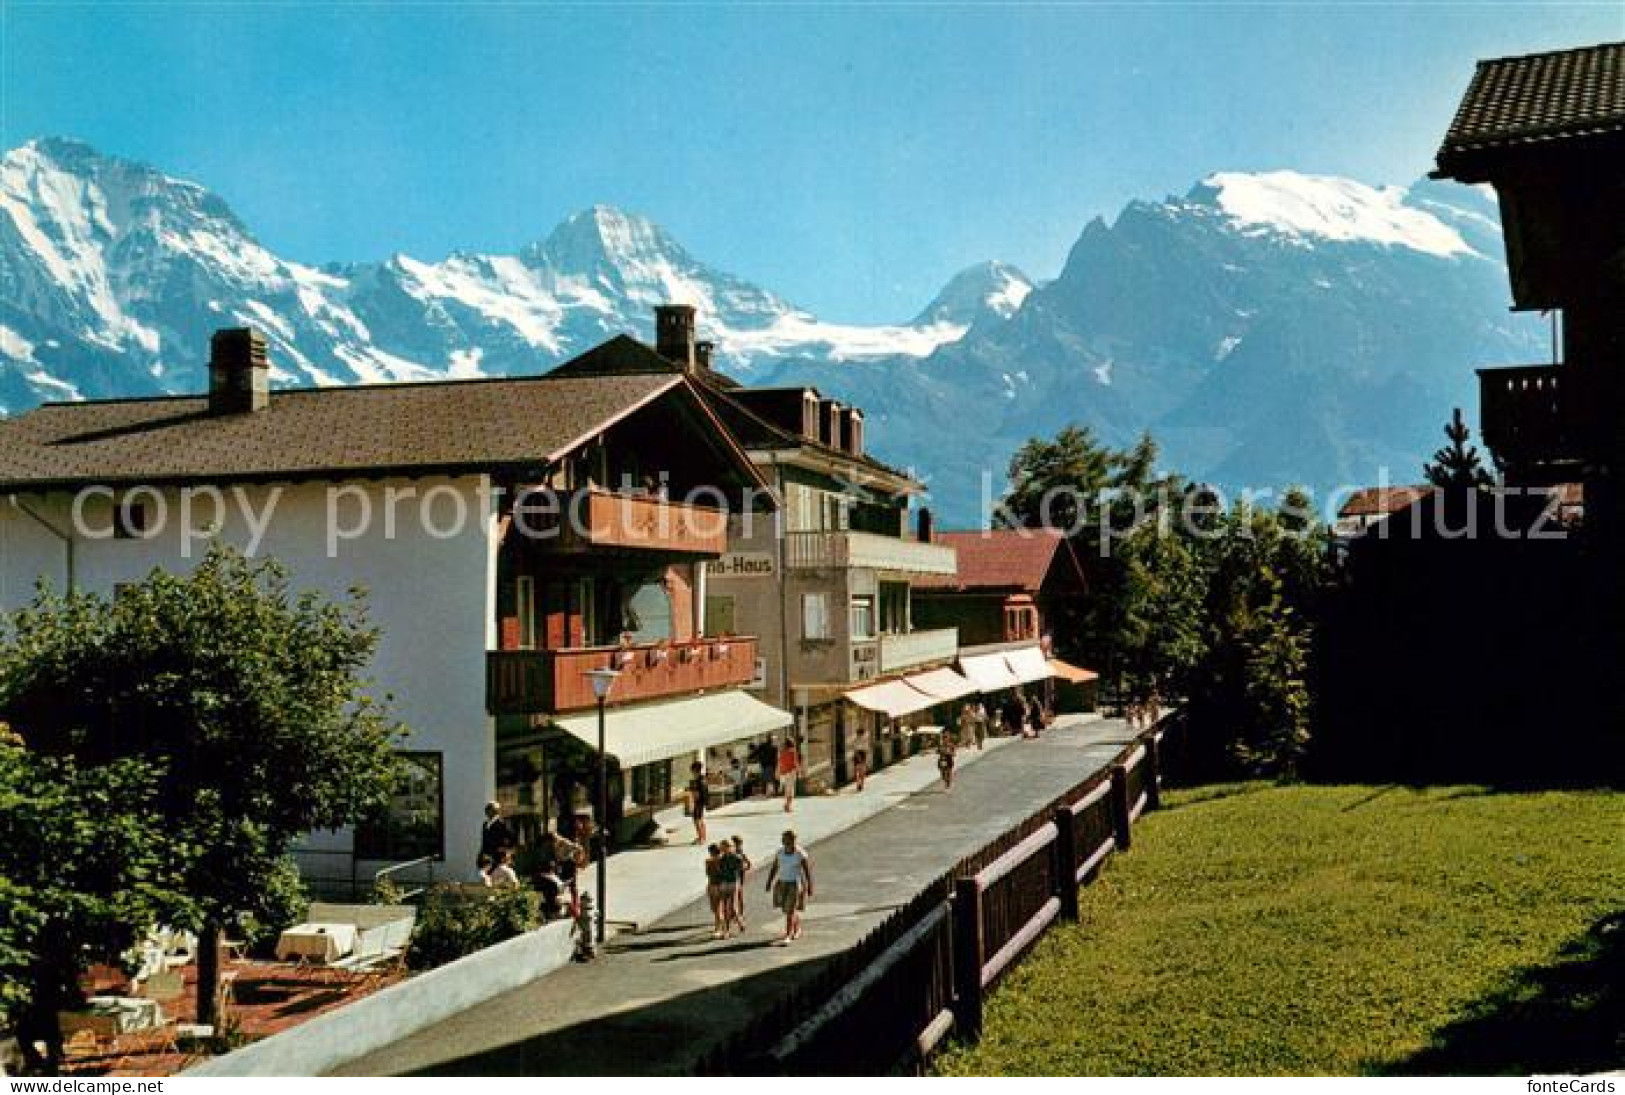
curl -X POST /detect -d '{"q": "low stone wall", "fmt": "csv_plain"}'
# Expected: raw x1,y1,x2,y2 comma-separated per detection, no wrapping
185,921,576,1077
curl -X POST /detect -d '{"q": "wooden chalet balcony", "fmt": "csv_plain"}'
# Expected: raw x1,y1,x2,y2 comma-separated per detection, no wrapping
878,627,959,673
1477,364,1605,478
487,636,759,716
783,530,958,575
518,488,728,556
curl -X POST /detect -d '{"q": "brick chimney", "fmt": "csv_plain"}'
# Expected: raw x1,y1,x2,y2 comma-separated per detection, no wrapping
694,339,714,373
842,407,865,457
655,304,697,371
917,507,934,543
209,327,270,414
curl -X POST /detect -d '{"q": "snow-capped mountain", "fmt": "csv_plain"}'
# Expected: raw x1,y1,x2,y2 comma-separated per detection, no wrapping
779,171,1543,521
2,140,1541,524
0,138,986,412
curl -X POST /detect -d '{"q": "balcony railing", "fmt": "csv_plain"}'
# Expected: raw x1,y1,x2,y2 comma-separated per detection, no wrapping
1478,363,1615,476
487,636,759,716
516,488,728,556
879,627,960,673
783,530,958,575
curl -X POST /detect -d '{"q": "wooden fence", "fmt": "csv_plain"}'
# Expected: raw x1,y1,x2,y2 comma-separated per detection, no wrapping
697,714,1185,1076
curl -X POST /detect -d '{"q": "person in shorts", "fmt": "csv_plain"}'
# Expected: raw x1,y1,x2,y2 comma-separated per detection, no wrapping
852,727,869,792
730,835,752,930
937,728,958,790
765,829,814,944
717,840,745,937
704,843,727,939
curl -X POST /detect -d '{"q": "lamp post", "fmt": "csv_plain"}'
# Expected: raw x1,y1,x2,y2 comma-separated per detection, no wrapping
584,666,620,944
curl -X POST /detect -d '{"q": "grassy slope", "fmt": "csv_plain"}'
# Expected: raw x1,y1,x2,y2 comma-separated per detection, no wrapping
937,782,1625,1076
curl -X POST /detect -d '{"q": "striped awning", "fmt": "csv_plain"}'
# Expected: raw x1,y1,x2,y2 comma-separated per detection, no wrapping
845,678,938,719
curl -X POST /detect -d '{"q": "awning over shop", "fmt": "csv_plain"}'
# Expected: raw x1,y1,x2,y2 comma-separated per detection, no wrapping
1048,659,1100,684
551,690,792,768
905,667,978,703
845,678,937,719
959,652,1022,692
1005,645,1055,685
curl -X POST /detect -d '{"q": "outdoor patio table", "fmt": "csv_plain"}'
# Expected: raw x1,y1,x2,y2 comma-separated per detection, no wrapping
274,922,358,964
59,996,162,1036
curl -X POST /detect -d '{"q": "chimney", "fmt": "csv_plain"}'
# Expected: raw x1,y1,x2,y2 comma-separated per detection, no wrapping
916,507,934,543
694,339,714,373
655,304,697,371
209,327,270,414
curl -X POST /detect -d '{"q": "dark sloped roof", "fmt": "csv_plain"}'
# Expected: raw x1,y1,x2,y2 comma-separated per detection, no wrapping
1436,41,1625,176
915,528,1087,593
0,373,680,490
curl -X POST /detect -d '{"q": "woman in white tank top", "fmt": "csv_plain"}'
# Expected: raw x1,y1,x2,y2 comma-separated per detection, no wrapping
765,829,814,944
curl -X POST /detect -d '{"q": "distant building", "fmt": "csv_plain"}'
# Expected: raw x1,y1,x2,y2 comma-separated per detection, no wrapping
912,528,1091,651
1334,487,1435,539
549,305,964,789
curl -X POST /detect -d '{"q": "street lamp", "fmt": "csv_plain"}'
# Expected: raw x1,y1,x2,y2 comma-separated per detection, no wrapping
584,666,620,944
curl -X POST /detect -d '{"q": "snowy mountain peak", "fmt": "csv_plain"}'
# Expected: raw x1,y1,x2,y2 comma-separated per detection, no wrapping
911,260,1035,327
1195,170,1477,259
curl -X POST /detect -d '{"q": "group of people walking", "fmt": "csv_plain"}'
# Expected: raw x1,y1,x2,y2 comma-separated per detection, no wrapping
702,830,814,945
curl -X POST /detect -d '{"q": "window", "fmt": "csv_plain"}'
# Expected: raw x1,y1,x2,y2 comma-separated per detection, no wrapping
850,595,876,640
516,576,537,650
802,592,832,641
114,495,151,540
879,582,909,634
355,752,445,861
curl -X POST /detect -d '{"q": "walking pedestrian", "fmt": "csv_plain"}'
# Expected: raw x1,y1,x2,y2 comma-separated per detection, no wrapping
756,738,779,797
776,736,802,813
704,843,728,939
765,829,814,945
687,760,708,844
718,839,745,936
957,703,978,754
937,728,958,790
731,835,752,930
852,726,869,792
1026,693,1046,736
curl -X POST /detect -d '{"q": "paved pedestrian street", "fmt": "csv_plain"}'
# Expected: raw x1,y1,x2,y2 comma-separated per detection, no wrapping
337,715,1140,1076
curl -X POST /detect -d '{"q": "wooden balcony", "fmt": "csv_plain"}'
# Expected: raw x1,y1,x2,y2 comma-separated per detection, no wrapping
783,530,958,575
516,488,728,556
487,636,760,716
1477,364,1605,480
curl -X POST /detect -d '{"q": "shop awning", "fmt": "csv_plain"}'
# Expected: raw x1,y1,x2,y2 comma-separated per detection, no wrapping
1048,659,1099,684
845,678,937,719
1005,645,1055,685
905,667,978,703
550,690,792,768
959,652,1022,692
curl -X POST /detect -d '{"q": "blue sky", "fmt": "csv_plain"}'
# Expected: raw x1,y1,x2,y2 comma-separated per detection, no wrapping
4,3,1620,322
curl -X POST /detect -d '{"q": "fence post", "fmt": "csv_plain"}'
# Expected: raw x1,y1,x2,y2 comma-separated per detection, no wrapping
951,878,985,1043
1109,764,1132,851
1052,809,1079,922
1145,735,1163,811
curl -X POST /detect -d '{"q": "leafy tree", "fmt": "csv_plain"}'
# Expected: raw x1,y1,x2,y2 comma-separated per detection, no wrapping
0,544,404,1023
1423,408,1494,489
0,724,190,1072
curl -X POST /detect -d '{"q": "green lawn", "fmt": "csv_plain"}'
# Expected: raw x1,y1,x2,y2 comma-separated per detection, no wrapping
936,782,1625,1076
